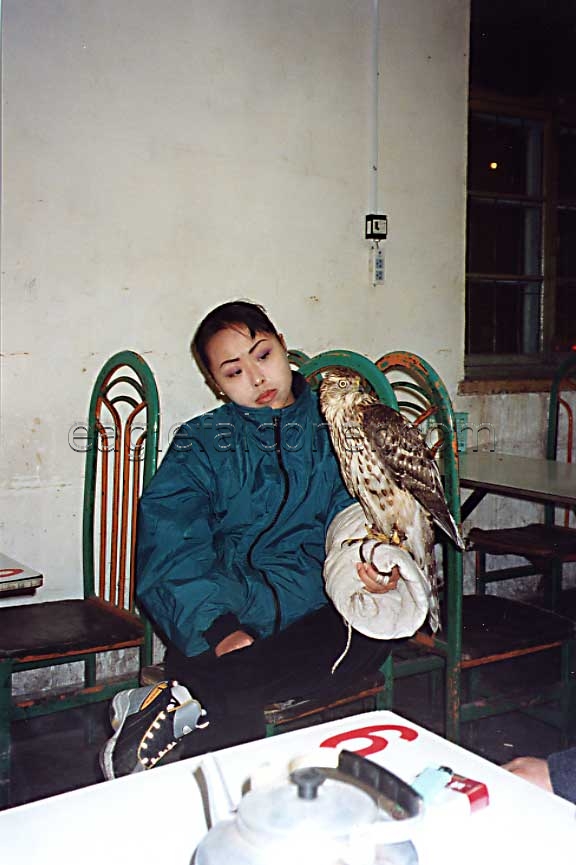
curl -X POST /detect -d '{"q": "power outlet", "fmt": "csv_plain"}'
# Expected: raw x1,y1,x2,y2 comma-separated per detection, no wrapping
371,246,385,285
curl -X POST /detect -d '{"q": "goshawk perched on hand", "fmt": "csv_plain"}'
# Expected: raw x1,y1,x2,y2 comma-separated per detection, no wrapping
320,367,464,632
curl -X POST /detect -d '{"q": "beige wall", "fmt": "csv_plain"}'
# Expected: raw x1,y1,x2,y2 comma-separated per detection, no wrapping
0,0,470,601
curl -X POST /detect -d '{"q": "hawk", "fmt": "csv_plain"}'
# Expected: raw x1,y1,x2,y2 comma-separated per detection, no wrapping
319,368,465,632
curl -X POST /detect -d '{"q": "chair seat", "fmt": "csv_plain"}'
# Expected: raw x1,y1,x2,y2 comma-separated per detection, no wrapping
468,524,576,560
0,597,145,661
263,673,385,727
459,595,575,663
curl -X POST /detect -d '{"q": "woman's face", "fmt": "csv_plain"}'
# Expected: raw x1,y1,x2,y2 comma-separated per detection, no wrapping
205,325,295,410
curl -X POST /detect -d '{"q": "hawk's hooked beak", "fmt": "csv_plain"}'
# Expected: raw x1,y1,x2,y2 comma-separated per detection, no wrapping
342,375,366,393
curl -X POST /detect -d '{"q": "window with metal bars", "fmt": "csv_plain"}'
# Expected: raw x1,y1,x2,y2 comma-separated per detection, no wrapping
465,105,576,378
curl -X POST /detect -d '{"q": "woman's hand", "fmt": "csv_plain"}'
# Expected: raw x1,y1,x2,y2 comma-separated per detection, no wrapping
214,629,255,657
503,757,553,792
357,562,401,594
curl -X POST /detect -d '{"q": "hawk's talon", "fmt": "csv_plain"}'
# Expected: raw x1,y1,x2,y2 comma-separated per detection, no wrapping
366,526,392,545
340,537,364,550
360,537,394,579
388,523,407,546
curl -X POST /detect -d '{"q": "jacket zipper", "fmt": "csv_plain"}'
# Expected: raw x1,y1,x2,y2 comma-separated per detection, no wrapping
246,415,290,634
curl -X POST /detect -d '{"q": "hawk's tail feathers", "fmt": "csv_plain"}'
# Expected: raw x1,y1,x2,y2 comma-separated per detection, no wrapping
434,509,465,551
428,591,441,633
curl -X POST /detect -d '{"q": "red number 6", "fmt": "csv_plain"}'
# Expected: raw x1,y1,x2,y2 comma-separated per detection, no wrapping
319,724,418,757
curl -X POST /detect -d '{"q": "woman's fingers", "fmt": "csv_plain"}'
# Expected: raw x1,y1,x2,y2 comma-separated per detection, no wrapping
357,562,401,594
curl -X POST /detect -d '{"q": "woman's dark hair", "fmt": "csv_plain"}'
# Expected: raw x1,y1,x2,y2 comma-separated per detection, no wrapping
192,300,279,375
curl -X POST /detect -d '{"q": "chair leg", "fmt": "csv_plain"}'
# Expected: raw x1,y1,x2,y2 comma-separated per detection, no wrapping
444,658,461,744
84,654,98,744
376,654,394,710
265,720,279,737
461,665,483,747
429,667,443,705
84,653,96,688
0,661,13,809
474,550,487,595
543,560,562,611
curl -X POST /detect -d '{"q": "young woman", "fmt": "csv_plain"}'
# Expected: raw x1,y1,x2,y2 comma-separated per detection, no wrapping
101,300,400,779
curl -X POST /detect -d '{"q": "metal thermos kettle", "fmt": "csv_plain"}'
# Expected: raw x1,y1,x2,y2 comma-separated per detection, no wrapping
194,750,423,865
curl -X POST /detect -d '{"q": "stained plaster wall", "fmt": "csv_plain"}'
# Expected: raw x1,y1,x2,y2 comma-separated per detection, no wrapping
1,0,471,689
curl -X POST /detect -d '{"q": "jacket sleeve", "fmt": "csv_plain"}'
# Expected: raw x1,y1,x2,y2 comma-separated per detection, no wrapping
136,440,251,657
547,747,576,804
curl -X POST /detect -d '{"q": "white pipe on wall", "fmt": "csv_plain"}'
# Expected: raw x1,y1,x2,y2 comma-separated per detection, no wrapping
371,0,380,213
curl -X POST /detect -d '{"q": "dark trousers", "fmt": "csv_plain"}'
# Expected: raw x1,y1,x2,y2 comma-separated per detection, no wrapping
164,604,394,758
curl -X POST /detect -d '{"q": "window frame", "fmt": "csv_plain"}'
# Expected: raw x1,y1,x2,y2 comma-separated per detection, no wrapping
465,92,576,381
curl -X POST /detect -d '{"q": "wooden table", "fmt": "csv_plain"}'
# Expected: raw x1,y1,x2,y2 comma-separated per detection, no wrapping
0,709,573,864
0,553,43,596
458,451,576,521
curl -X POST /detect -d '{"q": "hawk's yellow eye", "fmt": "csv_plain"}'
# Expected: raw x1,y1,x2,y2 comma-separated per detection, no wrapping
338,379,348,389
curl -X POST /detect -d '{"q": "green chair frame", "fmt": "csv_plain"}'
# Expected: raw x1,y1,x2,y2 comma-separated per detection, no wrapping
374,351,464,742
470,354,576,609
0,351,159,807
375,351,575,745
262,349,400,734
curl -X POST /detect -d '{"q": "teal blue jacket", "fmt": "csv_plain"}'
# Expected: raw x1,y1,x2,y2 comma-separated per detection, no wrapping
137,374,354,657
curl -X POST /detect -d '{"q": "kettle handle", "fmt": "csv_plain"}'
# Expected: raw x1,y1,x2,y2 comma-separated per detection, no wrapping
198,753,237,828
337,750,423,819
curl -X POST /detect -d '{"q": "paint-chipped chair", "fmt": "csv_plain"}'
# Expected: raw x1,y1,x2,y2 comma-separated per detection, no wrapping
262,350,400,733
0,351,159,807
468,354,576,611
375,351,576,744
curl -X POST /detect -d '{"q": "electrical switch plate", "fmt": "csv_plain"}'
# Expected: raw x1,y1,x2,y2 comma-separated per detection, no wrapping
365,213,388,240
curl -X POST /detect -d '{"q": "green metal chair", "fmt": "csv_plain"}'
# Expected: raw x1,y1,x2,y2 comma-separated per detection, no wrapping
469,354,576,610
0,351,159,807
375,351,576,744
262,349,399,734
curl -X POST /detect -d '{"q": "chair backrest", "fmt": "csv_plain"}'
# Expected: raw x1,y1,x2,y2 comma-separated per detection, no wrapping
81,351,160,611
292,349,398,407
546,354,576,527
375,351,463,659
291,347,463,653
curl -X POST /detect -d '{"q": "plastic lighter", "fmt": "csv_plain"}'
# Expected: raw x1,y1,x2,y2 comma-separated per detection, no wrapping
412,765,489,816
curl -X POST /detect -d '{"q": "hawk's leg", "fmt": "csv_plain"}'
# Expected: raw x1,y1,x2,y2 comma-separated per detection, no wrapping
340,523,381,550
386,523,407,547
362,523,407,546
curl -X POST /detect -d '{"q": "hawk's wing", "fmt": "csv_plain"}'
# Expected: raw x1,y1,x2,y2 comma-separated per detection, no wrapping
361,403,464,549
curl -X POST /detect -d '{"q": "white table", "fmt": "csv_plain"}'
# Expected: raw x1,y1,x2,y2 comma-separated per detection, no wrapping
0,710,573,864
0,553,43,595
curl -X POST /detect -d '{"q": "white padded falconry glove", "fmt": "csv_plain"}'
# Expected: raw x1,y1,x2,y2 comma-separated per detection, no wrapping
324,502,431,640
